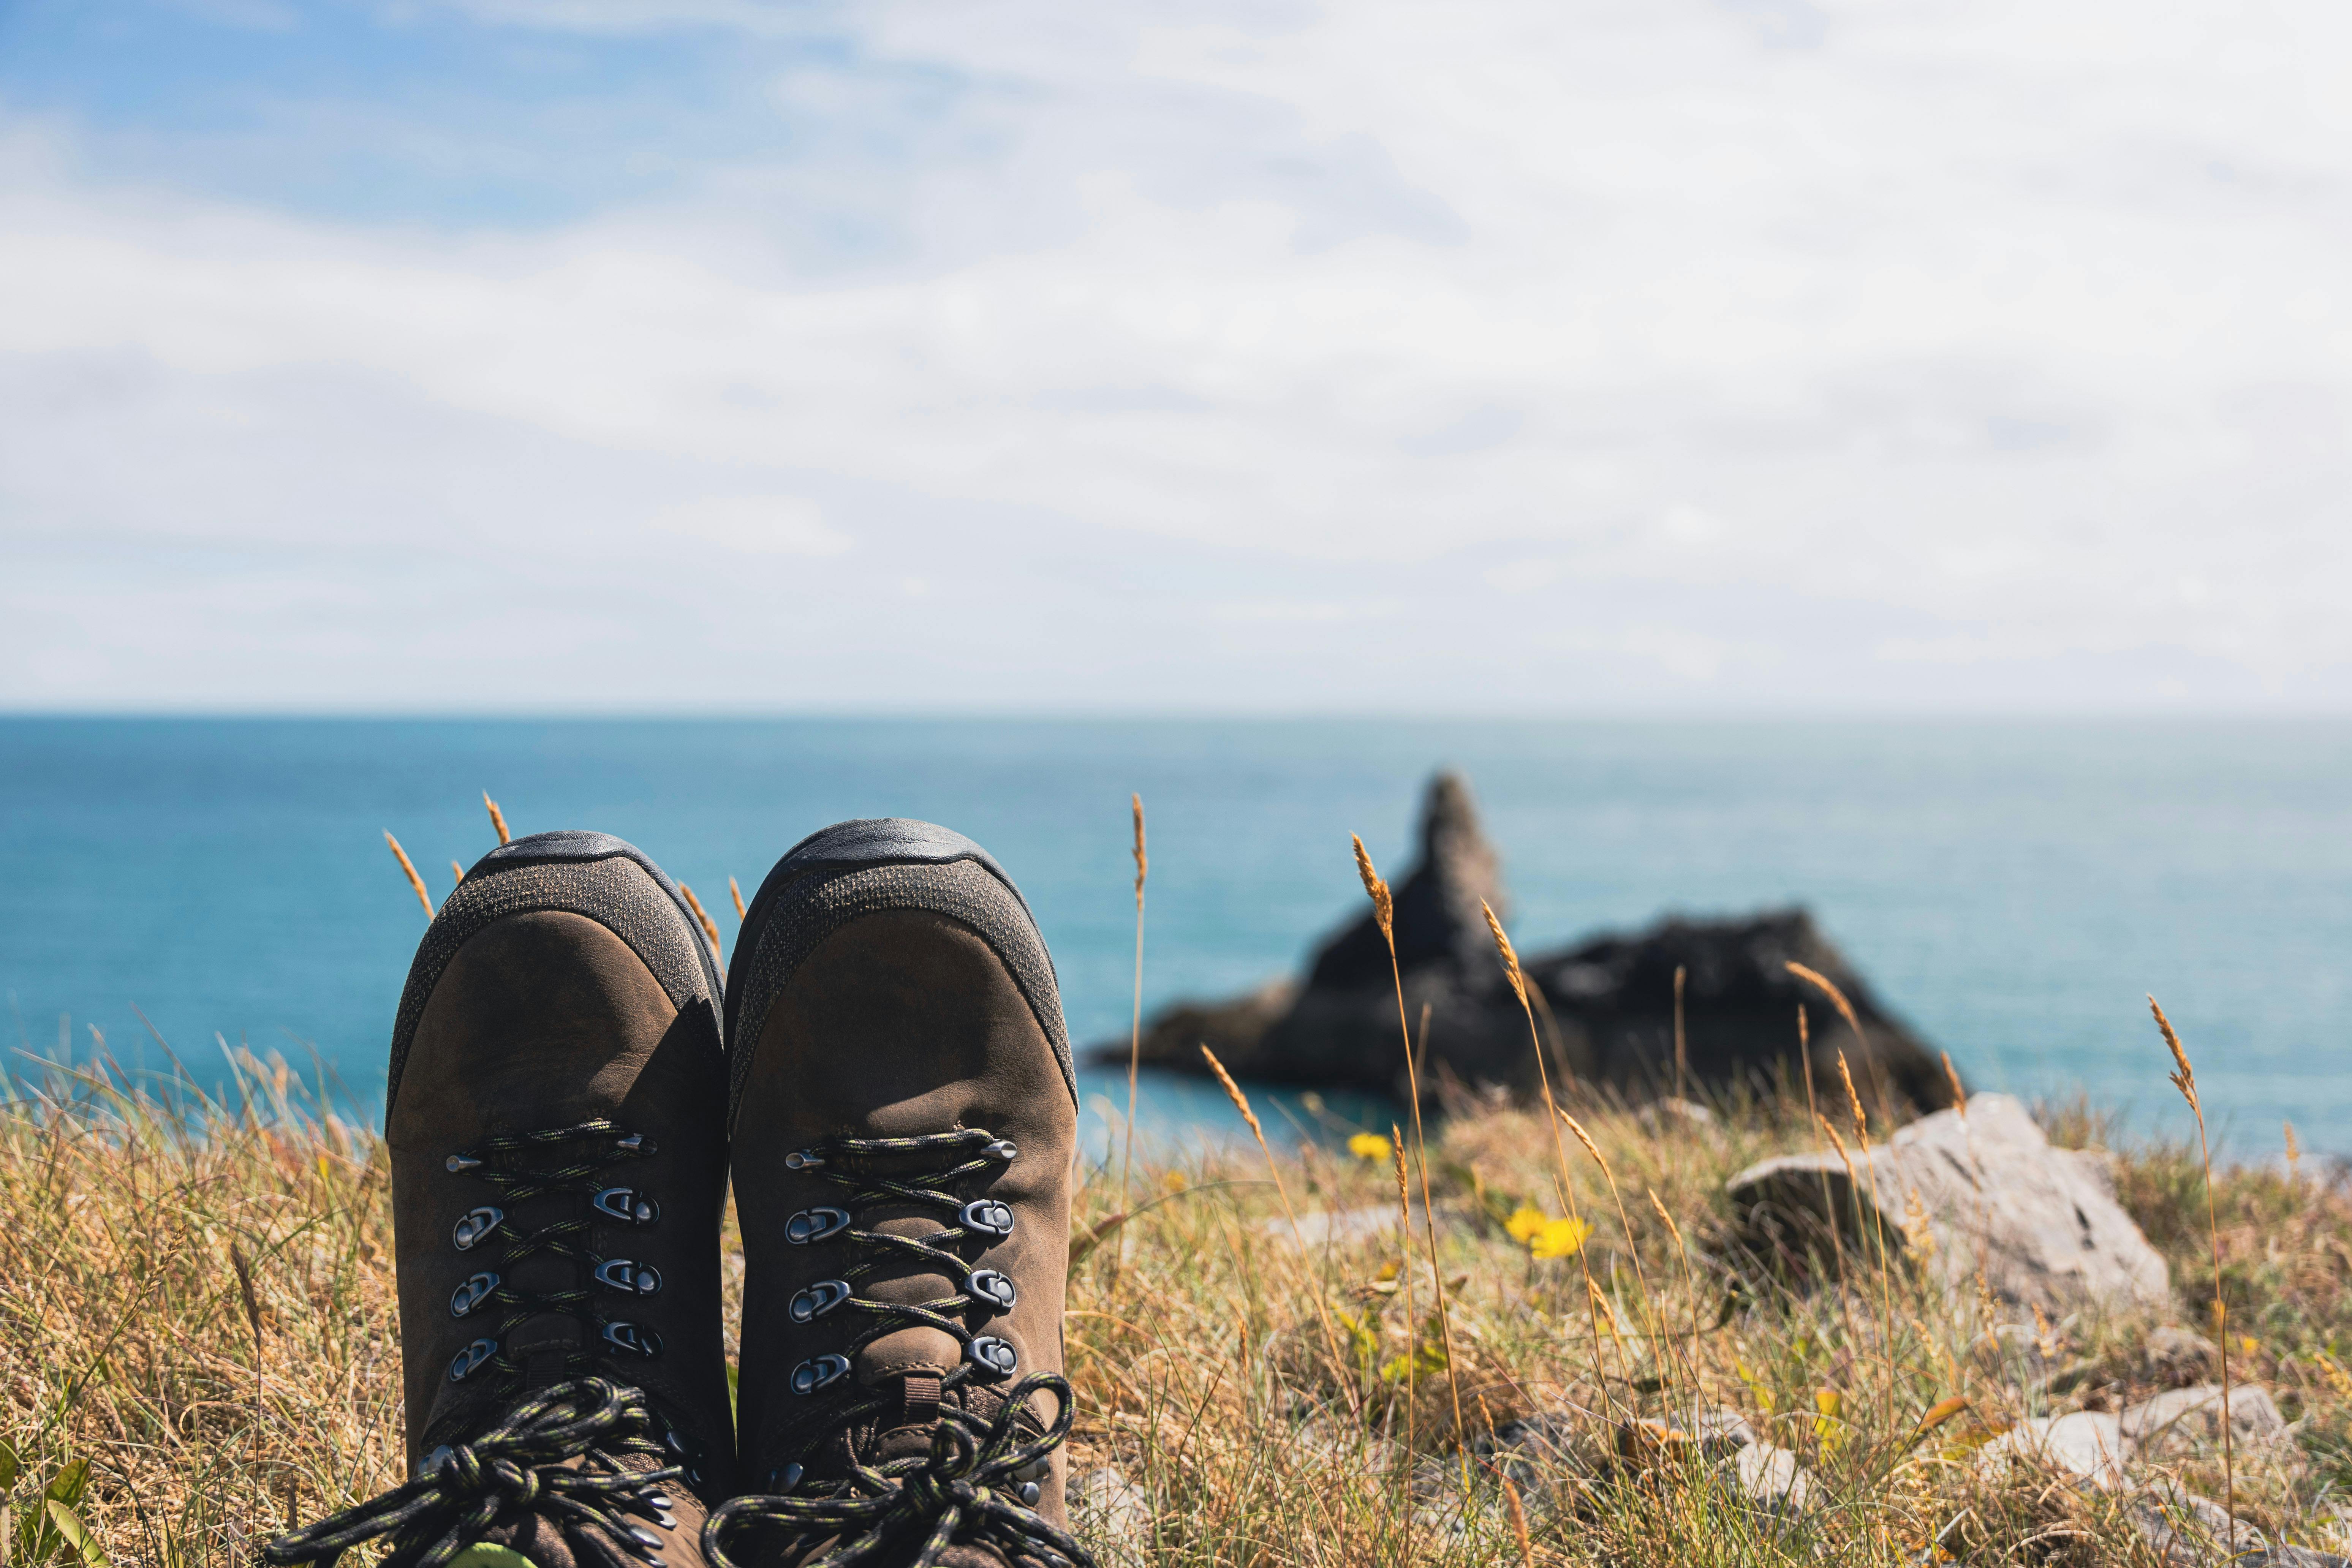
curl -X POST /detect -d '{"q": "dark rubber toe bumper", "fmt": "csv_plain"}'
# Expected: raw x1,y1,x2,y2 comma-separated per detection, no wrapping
722,818,1077,1132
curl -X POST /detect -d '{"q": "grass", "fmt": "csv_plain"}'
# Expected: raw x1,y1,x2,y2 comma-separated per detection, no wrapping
13,1042,2352,1568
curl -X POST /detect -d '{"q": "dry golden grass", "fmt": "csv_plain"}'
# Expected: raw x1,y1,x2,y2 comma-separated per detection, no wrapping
14,1045,2352,1568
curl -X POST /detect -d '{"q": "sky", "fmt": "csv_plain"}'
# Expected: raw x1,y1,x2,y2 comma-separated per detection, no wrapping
5,0,2352,713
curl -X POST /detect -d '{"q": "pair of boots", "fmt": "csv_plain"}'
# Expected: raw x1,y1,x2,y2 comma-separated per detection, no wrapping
267,820,1090,1568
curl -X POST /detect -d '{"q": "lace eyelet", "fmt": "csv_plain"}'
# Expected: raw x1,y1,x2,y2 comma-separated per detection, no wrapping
601,1320,663,1358
594,1258,664,1296
785,1207,852,1245
449,1271,499,1317
967,1336,1018,1378
984,1139,1018,1163
444,1154,482,1173
448,1337,499,1381
783,1149,824,1171
593,1187,661,1225
1018,1481,1041,1507
789,1279,852,1321
968,1269,1017,1314
452,1206,503,1250
960,1199,1014,1238
767,1462,804,1491
790,1354,852,1395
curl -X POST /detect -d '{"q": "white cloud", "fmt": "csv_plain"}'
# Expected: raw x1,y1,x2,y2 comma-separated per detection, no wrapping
653,496,851,556
5,0,2352,709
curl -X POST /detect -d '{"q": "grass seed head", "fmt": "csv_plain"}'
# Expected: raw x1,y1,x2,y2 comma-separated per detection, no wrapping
1131,793,1147,898
1838,1050,1869,1142
679,882,723,959
1482,899,1529,1009
1200,1045,1263,1144
1350,834,1394,944
1646,1185,1685,1251
2149,994,2199,1111
729,875,747,920
1817,1112,1857,1179
1556,1105,1613,1183
483,791,511,845
383,831,433,918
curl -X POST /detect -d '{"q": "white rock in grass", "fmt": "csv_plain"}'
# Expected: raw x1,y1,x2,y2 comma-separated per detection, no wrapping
2144,1325,2219,1384
1694,1407,1757,1456
1726,1092,2169,1316
1265,1205,1400,1246
1069,1467,1150,1562
1734,1443,1812,1513
1976,1411,2132,1492
2129,1481,2266,1565
2121,1384,2290,1454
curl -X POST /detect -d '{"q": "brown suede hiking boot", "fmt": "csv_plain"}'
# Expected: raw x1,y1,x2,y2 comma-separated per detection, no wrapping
269,831,734,1568
707,821,1090,1568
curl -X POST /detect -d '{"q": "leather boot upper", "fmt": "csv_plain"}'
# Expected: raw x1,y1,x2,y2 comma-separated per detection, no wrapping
379,832,735,1567
714,821,1087,1568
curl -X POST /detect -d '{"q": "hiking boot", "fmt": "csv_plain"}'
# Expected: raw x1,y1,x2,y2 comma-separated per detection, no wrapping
269,831,734,1568
708,821,1090,1568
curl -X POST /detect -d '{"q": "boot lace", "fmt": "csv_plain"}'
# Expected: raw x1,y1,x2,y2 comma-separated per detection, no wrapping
707,1128,1092,1567
438,1118,674,1400
704,1371,1092,1568
265,1378,684,1568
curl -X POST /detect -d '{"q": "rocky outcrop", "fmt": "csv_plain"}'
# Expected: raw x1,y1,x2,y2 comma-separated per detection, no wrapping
1725,1092,2169,1315
1109,770,1959,1114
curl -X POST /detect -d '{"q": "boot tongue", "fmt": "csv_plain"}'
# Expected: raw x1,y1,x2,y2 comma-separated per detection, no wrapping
855,1325,963,1460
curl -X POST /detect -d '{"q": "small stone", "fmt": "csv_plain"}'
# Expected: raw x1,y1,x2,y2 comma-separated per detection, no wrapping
1637,1098,1723,1142
1264,1206,1389,1246
1734,1443,1811,1513
2121,1384,2289,1454
2129,1481,2265,1565
1694,1406,1757,1456
2145,1325,2219,1385
1976,1411,2131,1491
1614,1418,1699,1467
1069,1466,1150,1562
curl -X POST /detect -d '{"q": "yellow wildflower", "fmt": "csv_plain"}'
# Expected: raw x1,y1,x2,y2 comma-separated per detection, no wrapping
1530,1217,1591,1260
1347,1131,1393,1162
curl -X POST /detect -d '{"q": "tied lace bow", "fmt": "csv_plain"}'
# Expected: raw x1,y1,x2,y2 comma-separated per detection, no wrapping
704,1372,1093,1568
266,1379,683,1568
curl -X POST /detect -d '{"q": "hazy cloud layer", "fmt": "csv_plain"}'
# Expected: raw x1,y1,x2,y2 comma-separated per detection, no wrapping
4,0,2350,710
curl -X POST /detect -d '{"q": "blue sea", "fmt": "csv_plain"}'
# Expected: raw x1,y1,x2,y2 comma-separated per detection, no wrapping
2,717,2347,1157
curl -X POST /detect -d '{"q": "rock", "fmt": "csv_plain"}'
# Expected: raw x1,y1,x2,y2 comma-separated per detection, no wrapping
1108,770,1959,1114
1694,1406,1757,1456
1068,1466,1151,1561
1484,1412,1580,1493
2130,1481,2267,1564
1637,1097,1723,1142
1264,1205,1402,1247
2121,1384,2290,1454
1725,1092,2170,1316
1977,1411,2132,1491
1734,1443,1812,1512
1523,907,1953,1113
2145,1325,2220,1386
